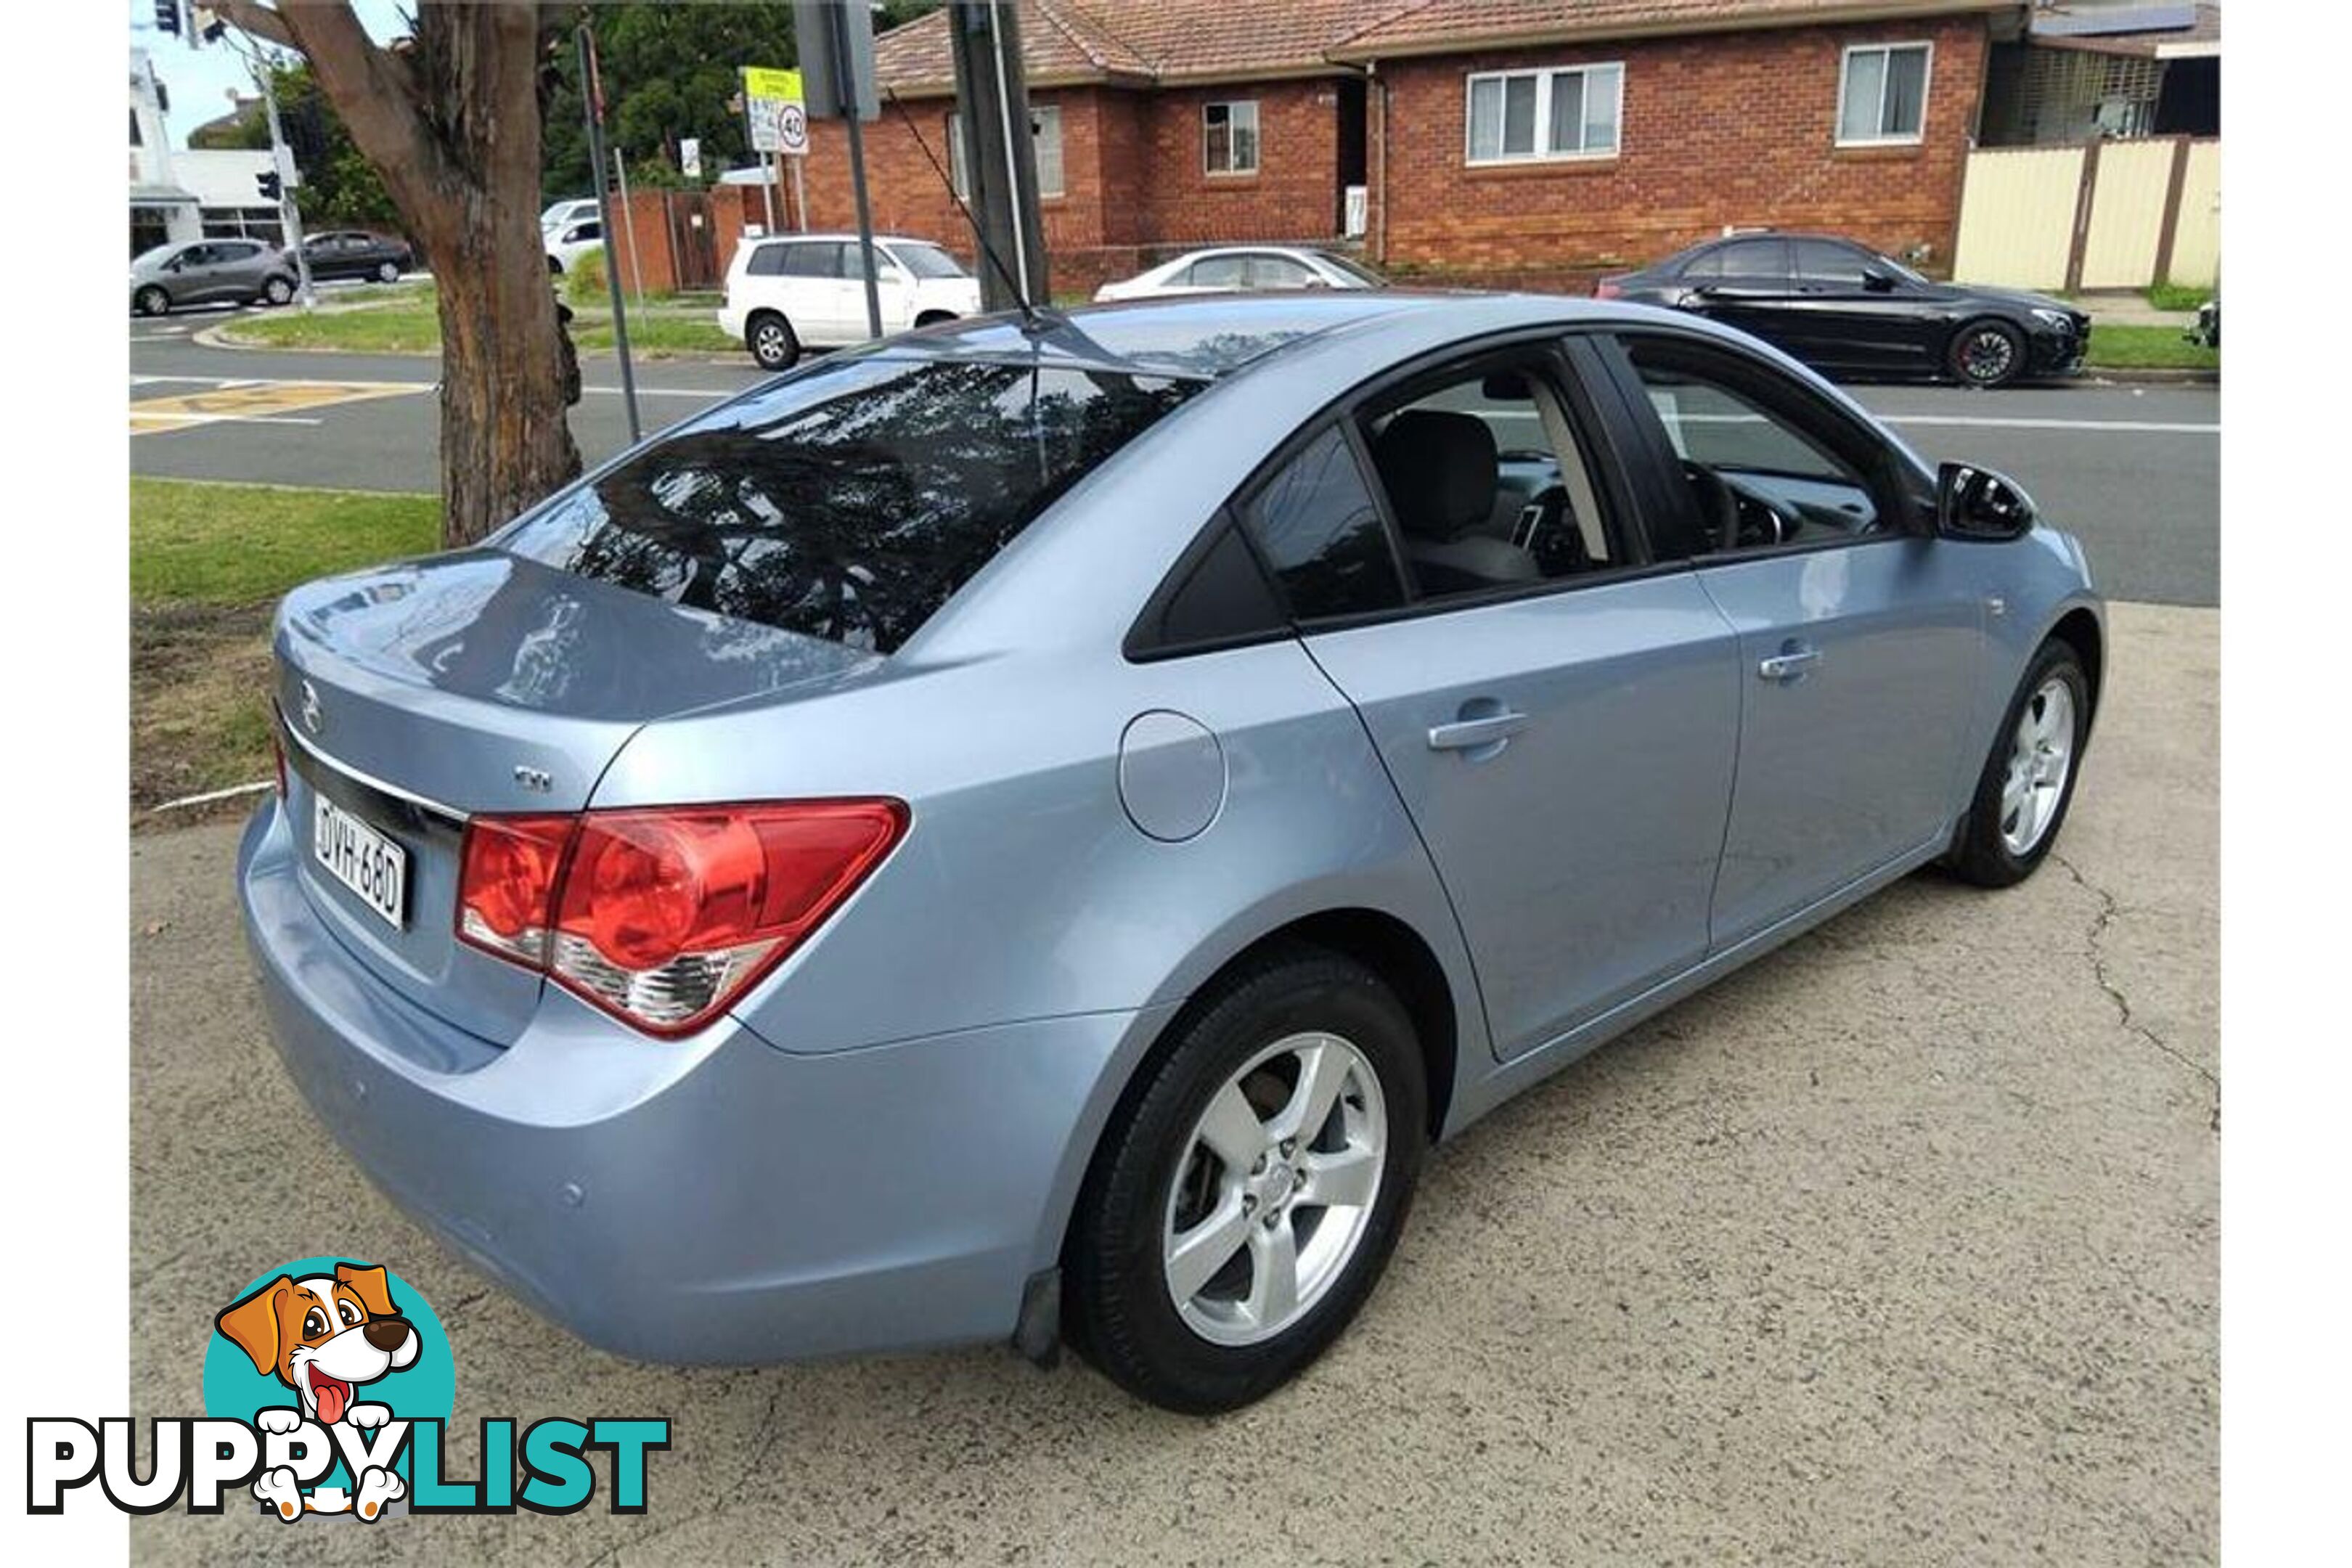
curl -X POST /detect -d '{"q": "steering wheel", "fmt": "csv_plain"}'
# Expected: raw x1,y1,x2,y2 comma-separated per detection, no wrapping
1519,485,1590,576
1683,461,1744,553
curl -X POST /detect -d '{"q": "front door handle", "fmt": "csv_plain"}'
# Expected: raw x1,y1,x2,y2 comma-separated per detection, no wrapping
1427,710,1530,754
1757,645,1824,682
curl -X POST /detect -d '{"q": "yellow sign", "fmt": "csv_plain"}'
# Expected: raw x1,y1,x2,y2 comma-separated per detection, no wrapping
742,67,802,104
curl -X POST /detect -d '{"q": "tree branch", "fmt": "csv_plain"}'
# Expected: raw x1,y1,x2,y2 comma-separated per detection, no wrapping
209,0,295,50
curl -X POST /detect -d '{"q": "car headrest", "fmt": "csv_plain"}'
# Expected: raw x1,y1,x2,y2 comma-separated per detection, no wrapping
1371,410,1498,542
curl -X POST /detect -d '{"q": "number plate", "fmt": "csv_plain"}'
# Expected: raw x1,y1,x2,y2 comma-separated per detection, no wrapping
312,796,409,931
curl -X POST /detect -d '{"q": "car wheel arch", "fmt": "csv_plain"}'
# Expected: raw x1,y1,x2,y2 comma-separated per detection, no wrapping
2044,603,2105,727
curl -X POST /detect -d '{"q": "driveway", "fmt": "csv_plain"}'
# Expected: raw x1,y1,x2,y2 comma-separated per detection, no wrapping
128,602,2216,1567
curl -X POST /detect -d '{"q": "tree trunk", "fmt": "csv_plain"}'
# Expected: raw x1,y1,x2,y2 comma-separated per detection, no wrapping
431,234,583,546
218,1,583,547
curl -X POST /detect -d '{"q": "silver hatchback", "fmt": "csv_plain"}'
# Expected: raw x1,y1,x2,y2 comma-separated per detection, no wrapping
240,294,2102,1411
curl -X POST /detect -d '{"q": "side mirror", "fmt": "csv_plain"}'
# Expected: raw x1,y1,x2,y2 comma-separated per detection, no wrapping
1936,462,2037,540
1861,266,1897,293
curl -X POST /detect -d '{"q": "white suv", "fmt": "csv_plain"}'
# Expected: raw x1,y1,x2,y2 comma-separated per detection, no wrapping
720,234,983,369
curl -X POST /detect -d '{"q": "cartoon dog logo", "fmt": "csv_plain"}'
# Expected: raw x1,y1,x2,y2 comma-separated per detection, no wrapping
214,1262,418,1519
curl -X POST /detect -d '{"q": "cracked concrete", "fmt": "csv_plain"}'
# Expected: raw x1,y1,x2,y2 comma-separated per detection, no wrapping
126,602,2216,1567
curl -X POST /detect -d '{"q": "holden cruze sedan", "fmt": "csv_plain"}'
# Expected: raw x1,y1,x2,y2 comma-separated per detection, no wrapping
240,293,2102,1413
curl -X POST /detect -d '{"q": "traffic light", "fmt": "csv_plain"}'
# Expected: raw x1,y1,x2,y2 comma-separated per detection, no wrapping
153,1,181,37
256,170,282,202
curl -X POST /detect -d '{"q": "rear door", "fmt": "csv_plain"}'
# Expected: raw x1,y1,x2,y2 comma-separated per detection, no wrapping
1600,330,1985,944
778,240,851,340
1268,335,1742,1060
1678,237,1800,350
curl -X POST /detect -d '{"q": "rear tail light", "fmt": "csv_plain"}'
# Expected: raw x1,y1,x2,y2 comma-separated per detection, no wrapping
1593,277,1625,300
457,800,906,1038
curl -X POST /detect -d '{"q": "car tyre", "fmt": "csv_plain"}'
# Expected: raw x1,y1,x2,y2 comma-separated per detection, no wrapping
134,285,171,318
261,275,295,307
1946,638,2091,887
547,254,563,275
1949,317,2026,389
747,311,800,372
375,260,401,284
1063,945,1426,1413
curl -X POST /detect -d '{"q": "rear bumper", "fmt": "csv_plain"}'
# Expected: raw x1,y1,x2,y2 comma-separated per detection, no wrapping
237,799,1159,1363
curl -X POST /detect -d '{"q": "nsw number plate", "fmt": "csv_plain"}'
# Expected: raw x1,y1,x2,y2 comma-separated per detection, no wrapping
312,797,408,930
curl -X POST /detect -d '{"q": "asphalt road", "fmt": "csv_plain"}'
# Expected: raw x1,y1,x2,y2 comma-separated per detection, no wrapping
128,602,2216,1566
128,331,2221,608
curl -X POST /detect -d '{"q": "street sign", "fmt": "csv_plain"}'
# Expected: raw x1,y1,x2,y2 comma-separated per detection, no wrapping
679,136,702,179
742,66,807,156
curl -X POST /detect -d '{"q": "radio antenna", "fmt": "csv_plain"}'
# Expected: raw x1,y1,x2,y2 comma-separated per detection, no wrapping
883,86,1045,333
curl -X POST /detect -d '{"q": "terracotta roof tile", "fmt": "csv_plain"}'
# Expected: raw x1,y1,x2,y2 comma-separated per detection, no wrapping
873,1,2013,94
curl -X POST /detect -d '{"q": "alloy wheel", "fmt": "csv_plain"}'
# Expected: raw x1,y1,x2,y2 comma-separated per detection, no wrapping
1161,1031,1387,1347
1999,676,2076,855
1959,326,2017,385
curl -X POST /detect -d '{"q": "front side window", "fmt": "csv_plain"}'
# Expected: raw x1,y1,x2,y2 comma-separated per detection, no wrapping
1622,338,1887,556
1466,64,1622,163
1246,254,1315,288
501,357,1204,653
1838,43,1931,144
1792,238,1870,285
1241,426,1405,621
1204,101,1260,174
891,242,971,280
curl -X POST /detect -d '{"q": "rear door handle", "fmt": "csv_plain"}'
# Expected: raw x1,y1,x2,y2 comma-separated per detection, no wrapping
1757,646,1823,682
1427,711,1530,752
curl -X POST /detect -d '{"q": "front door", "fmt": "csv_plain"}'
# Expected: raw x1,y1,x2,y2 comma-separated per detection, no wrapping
1605,331,1985,944
1784,239,1937,375
1245,340,1742,1060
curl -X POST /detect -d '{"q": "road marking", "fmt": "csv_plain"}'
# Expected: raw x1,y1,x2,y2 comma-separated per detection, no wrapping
128,380,424,437
1879,415,2218,435
130,373,730,399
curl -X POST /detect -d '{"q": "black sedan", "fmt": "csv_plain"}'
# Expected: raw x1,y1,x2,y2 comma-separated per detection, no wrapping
290,229,415,284
1596,234,2088,388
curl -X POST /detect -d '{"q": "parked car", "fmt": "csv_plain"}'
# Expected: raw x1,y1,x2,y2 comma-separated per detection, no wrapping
1597,233,2091,388
293,229,415,284
1095,246,1386,302
2189,293,2218,349
541,197,600,236
718,233,982,369
240,293,2102,1414
544,217,605,276
130,238,298,316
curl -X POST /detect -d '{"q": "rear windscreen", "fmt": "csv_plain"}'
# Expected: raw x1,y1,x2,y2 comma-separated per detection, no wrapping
500,356,1202,653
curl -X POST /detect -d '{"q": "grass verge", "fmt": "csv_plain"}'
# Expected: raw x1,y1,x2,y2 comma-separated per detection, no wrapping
216,283,738,356
2084,324,2218,372
131,478,438,820
2145,282,2213,313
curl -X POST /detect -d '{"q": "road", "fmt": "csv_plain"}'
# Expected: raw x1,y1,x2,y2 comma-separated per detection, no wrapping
128,330,2221,608
128,601,2216,1566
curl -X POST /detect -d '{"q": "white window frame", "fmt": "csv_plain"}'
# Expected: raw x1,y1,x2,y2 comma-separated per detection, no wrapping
948,105,1065,200
1835,41,1933,147
1463,62,1624,166
1203,100,1261,176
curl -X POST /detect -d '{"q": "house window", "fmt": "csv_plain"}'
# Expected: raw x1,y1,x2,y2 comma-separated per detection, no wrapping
1204,101,1260,175
948,104,1064,200
1465,64,1622,163
1838,43,1932,145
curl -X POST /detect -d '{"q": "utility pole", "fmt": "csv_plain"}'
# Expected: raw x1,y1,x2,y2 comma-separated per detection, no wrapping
948,1,1048,310
255,65,315,308
577,22,641,443
796,0,883,338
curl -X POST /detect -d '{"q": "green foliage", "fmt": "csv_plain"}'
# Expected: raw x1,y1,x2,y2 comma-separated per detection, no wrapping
2083,324,2217,371
563,247,611,308
2147,282,2213,312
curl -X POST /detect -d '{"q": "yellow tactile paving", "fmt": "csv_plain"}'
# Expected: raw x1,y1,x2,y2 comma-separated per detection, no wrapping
129,380,425,436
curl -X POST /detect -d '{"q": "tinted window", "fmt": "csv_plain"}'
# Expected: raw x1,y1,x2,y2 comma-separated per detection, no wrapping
1246,254,1315,288
892,242,968,279
1677,248,1723,281
1132,517,1286,656
1241,427,1406,621
1792,240,1869,284
1715,238,1789,278
780,242,842,278
502,357,1204,653
746,242,792,277
1185,256,1247,287
1315,251,1386,285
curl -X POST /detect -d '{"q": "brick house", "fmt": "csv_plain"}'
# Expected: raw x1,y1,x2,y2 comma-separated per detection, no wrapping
792,0,2024,295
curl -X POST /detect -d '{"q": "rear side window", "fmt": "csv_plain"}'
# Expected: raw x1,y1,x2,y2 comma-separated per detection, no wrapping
746,242,791,277
1715,237,1788,278
781,242,843,278
1240,427,1406,621
500,357,1204,653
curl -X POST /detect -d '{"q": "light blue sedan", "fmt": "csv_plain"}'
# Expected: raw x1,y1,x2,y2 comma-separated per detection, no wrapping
240,293,2101,1412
